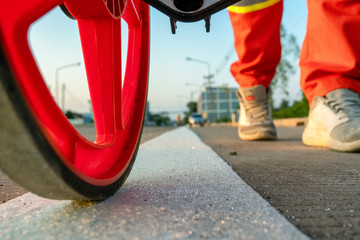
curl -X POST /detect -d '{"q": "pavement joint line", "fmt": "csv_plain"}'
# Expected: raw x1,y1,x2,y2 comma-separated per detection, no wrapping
0,127,310,240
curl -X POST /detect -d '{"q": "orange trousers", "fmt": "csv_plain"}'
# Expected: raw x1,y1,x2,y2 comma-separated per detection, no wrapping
229,0,360,105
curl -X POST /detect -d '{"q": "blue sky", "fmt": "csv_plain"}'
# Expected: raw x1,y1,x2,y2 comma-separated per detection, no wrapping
29,0,308,119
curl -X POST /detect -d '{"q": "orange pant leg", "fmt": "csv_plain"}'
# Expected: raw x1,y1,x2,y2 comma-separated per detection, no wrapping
300,0,360,105
228,0,283,88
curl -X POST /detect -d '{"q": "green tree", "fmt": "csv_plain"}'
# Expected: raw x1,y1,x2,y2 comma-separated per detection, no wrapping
149,113,170,126
187,101,197,113
65,110,75,119
268,25,309,118
184,101,197,124
273,94,309,119
271,25,301,104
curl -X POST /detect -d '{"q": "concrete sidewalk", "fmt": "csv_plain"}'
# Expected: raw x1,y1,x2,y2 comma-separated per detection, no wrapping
0,127,308,240
192,126,360,240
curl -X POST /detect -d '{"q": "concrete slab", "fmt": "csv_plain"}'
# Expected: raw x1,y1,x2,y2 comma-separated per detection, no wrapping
0,127,309,240
192,126,360,239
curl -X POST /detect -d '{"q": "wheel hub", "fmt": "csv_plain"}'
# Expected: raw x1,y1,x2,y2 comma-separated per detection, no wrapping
104,0,126,18
64,0,127,19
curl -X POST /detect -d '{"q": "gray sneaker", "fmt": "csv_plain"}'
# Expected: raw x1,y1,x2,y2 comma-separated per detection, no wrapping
302,88,360,152
237,85,277,140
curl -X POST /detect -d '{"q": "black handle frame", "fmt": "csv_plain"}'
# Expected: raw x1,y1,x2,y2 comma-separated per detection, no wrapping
142,0,240,22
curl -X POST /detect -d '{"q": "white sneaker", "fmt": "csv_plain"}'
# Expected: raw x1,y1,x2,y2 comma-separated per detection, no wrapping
237,85,277,141
302,88,360,152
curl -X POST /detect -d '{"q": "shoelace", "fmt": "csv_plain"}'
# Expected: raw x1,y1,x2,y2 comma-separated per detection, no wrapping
242,97,270,123
326,95,360,119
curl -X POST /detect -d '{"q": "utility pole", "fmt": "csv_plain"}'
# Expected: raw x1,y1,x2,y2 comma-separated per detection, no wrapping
55,62,81,109
186,57,217,123
61,83,66,111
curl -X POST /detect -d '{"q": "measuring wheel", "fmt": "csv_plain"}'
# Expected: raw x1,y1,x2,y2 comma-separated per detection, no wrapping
0,0,150,200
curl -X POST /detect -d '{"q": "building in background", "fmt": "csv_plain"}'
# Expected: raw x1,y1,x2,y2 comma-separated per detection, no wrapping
198,87,240,123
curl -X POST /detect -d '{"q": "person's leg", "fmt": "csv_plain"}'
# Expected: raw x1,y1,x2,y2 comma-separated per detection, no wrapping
300,0,360,103
228,0,282,140
301,0,360,152
229,0,283,88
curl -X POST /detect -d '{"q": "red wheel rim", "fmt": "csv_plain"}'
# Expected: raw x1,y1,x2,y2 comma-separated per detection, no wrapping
0,0,150,185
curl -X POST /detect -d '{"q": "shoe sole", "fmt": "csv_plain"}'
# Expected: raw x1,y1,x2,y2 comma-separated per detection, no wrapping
302,124,360,152
238,129,277,141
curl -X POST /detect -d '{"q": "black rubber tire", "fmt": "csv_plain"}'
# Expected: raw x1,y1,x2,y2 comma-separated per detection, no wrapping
0,46,144,201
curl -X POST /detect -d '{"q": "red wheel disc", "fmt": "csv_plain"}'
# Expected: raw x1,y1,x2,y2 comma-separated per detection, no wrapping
0,0,150,186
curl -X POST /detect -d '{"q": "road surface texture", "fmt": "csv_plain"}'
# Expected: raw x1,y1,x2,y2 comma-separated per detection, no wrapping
192,126,360,240
0,127,309,240
0,126,175,203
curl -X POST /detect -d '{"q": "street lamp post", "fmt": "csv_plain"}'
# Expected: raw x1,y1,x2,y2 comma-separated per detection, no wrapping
55,62,81,108
185,82,202,102
61,83,66,111
186,57,216,122
185,57,213,84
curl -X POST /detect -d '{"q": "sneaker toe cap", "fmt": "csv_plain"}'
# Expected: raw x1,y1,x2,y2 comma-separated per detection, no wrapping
239,123,277,140
331,119,360,143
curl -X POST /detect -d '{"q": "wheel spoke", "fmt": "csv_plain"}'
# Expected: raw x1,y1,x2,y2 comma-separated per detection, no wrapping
122,0,142,28
112,19,124,132
78,17,123,143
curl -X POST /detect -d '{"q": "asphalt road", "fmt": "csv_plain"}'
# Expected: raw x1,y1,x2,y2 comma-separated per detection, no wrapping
192,126,360,240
